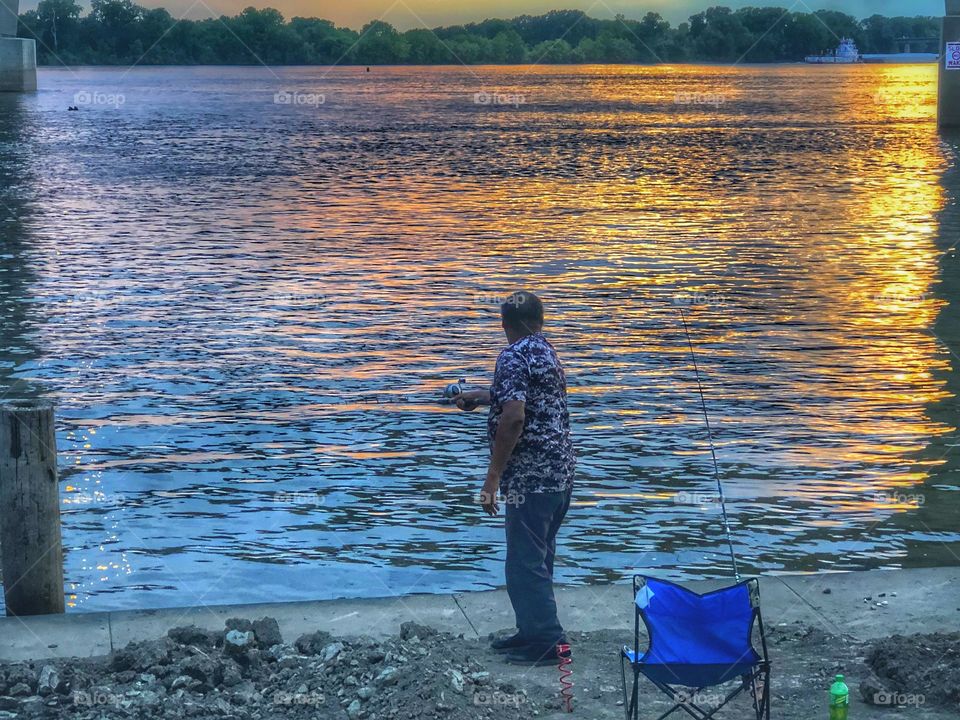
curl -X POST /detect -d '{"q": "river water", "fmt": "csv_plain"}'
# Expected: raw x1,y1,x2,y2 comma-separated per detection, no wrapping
0,64,958,612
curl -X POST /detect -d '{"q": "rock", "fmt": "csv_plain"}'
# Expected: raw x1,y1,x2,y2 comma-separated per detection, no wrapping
111,640,171,672
322,642,345,663
277,654,306,670
5,666,34,689
293,630,334,656
859,677,888,705
115,669,137,684
230,682,260,705
8,684,30,697
263,643,289,661
252,617,283,647
36,666,58,697
224,630,255,657
346,698,362,719
170,675,195,691
221,662,242,688
374,667,398,686
168,626,217,647
145,664,167,678
0,617,555,720
224,618,254,633
178,655,223,689
399,622,436,641
208,696,233,714
137,689,162,708
17,696,43,714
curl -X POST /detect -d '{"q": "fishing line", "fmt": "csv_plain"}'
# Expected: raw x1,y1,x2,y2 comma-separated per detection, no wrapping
678,307,741,582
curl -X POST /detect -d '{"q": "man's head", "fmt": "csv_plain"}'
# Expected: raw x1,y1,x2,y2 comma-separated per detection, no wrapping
501,291,544,341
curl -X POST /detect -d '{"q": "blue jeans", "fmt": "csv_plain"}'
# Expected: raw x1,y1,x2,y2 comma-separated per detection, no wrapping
504,487,572,648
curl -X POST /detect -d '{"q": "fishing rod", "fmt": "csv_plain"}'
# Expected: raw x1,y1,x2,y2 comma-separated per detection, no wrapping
334,379,469,406
678,308,741,582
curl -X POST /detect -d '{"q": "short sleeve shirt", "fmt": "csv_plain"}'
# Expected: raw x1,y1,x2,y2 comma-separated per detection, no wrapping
487,332,575,494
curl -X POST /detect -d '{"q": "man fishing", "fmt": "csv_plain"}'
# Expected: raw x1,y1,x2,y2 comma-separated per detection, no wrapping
456,290,576,665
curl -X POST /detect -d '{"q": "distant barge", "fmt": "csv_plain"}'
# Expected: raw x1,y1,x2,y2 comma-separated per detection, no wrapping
804,37,939,64
805,38,862,64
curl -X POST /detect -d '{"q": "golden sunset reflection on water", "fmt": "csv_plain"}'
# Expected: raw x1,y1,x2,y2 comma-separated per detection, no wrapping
1,62,959,609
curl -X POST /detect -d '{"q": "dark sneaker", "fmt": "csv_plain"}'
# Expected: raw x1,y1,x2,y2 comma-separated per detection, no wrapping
504,644,572,666
490,632,528,652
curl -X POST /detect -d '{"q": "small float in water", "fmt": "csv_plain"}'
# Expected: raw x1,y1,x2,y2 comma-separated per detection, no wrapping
805,38,862,64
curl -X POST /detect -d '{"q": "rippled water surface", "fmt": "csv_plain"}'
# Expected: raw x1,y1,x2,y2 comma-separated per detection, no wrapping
1,64,959,612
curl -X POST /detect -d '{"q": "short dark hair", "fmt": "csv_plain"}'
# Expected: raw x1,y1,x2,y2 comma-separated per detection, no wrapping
501,291,544,333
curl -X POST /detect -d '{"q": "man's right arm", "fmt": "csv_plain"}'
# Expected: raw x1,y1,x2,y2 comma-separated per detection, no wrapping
456,389,491,411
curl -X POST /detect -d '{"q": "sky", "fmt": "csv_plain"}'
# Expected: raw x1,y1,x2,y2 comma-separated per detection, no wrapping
19,0,948,26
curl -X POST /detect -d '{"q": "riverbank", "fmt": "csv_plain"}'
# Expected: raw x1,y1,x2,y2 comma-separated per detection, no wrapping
4,567,959,663
1,569,958,718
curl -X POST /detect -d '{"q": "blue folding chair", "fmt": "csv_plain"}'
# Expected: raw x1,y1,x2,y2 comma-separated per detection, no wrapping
620,575,771,720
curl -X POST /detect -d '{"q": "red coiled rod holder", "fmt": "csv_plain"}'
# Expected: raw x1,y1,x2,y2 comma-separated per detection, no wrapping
557,643,573,712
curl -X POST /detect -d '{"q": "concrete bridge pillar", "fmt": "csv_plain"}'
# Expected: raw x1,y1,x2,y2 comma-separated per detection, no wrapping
941,1,960,128
0,0,36,92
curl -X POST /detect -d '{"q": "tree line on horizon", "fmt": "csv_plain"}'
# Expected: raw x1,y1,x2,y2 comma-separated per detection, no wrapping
17,3,942,67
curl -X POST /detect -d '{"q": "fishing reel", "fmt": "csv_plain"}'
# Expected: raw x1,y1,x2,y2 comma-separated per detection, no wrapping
441,378,467,404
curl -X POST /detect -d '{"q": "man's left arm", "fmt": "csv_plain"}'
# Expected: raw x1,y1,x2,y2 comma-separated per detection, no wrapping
481,400,525,516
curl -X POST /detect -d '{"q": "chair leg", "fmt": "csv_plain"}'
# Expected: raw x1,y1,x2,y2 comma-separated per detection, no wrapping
749,670,761,720
764,669,771,720
620,654,641,720
748,667,771,720
620,654,630,720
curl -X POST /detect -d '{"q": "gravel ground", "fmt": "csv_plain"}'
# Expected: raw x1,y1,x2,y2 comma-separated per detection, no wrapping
0,618,957,719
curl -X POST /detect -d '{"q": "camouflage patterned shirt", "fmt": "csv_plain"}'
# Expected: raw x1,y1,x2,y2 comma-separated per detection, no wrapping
487,332,575,495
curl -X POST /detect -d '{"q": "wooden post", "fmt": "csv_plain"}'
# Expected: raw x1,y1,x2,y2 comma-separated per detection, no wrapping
0,401,65,615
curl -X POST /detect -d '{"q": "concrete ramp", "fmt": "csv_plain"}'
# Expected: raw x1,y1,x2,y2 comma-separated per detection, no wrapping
0,568,958,663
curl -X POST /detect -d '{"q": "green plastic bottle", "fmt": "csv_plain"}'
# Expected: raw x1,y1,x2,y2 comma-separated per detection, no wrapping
829,674,849,720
